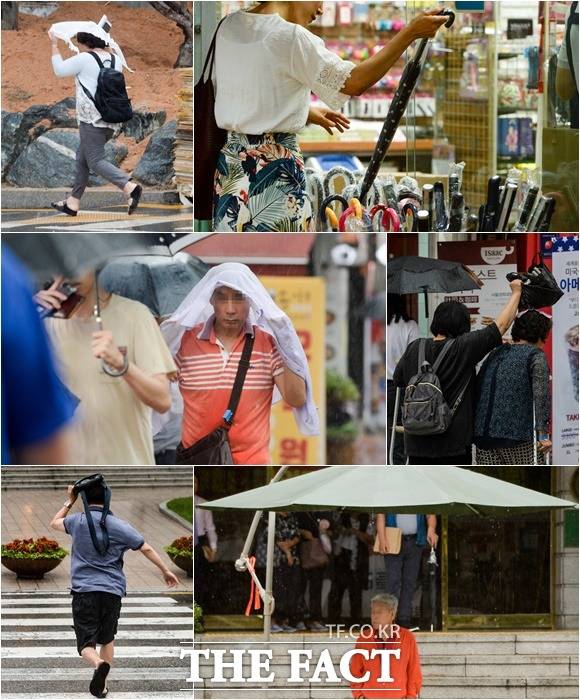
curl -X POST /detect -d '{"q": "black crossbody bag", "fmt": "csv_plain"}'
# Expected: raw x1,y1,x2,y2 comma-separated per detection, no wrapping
176,333,254,465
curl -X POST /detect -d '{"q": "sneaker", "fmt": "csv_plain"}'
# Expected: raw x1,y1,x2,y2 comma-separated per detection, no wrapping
294,621,307,632
271,623,284,633
309,621,327,632
282,624,297,633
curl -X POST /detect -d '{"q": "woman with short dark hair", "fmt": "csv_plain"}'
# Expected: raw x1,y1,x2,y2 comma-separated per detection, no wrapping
474,310,552,465
48,28,142,216
392,279,523,465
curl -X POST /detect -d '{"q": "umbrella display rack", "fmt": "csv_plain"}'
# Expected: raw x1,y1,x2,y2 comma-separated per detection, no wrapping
306,8,555,234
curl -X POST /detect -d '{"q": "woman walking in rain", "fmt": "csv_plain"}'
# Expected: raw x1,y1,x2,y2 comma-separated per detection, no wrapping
48,16,142,216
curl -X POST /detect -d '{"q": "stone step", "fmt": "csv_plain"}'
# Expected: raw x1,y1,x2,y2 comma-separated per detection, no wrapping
2,629,192,647
195,654,577,680
1,478,192,489
196,631,580,657
0,668,189,694
3,617,193,631
2,645,186,668
1,605,192,616
192,676,580,699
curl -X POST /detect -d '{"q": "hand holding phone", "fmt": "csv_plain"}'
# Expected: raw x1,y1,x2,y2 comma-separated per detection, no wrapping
36,277,84,319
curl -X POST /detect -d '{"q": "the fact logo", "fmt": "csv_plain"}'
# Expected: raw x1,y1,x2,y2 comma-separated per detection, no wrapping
480,245,515,265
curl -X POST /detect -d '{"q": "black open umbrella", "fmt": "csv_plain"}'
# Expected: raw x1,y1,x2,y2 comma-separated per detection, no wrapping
98,253,210,317
387,255,483,315
2,232,210,280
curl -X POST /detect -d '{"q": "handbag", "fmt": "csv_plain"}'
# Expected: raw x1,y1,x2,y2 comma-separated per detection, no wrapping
373,526,402,555
175,333,255,465
194,17,228,221
300,538,330,570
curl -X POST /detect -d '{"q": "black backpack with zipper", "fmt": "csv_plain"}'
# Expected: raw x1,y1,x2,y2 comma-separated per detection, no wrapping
79,51,133,123
402,338,470,436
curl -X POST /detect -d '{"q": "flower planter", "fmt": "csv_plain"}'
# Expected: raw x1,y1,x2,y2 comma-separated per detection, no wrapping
169,553,193,577
1,556,64,579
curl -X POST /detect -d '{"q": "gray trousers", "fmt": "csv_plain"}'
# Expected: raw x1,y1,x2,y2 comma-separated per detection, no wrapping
384,536,424,626
71,122,129,199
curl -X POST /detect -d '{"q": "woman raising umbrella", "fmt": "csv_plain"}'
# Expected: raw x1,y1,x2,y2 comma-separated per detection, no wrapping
211,2,447,232
48,25,142,216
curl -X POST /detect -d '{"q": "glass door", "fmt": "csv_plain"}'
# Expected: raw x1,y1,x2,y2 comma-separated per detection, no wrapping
442,466,554,629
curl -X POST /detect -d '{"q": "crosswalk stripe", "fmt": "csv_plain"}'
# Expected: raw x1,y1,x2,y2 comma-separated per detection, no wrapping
2,617,192,627
2,606,192,615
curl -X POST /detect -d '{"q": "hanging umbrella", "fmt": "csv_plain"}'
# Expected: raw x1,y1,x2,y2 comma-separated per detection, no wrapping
387,255,483,315
359,10,455,204
427,546,438,632
98,253,210,317
198,465,576,515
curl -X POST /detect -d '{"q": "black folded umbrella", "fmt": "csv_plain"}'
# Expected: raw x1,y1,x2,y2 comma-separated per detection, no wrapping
507,263,564,309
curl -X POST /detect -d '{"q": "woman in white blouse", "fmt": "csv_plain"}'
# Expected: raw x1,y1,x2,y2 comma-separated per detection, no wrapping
48,30,141,216
212,1,447,232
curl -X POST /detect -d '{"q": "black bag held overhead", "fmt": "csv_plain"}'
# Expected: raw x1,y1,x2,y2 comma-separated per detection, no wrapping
194,17,227,221
72,473,112,556
176,333,255,465
507,261,564,310
79,52,133,123
402,339,470,436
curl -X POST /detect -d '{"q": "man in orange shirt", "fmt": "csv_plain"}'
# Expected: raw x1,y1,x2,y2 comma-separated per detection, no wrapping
350,594,422,699
176,285,307,465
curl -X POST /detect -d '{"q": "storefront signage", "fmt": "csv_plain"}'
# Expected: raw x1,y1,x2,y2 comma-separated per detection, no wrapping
435,240,518,336
507,18,534,40
551,238,579,466
260,276,326,465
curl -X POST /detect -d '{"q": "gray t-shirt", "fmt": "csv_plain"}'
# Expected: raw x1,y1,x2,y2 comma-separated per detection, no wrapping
64,508,145,598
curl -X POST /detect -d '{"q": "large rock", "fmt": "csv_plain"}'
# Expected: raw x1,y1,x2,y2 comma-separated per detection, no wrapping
132,120,176,186
1,101,76,180
6,128,128,188
1,111,24,178
120,108,167,142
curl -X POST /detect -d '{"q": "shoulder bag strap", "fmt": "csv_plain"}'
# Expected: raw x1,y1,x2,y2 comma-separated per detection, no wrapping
89,51,105,69
201,16,227,82
81,491,107,557
449,375,471,417
417,338,427,373
431,338,455,373
223,333,255,426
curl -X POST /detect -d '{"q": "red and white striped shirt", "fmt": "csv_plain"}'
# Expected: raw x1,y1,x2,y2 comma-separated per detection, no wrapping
176,318,284,464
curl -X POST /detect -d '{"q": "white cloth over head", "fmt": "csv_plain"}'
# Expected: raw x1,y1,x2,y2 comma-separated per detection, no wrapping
161,262,320,436
49,15,133,72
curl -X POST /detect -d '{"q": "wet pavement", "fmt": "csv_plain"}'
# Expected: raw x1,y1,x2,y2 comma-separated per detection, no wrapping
1,204,193,232
1,487,192,592
352,432,386,465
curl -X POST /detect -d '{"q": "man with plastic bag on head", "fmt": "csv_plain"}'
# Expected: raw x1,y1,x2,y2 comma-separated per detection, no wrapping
161,263,318,465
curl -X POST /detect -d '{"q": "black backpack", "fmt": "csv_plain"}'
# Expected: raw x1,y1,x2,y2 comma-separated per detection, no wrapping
402,338,470,436
79,51,133,123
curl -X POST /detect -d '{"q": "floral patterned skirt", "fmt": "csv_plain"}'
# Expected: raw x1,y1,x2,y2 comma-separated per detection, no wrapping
213,132,312,232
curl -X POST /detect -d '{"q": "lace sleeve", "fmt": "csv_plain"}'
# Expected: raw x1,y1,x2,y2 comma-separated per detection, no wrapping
290,25,355,110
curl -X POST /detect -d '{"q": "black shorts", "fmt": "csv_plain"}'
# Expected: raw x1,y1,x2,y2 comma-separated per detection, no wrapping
71,591,122,655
